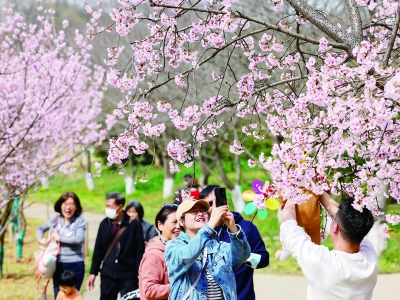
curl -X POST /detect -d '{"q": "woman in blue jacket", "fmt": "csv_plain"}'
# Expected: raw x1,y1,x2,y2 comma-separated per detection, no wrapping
165,199,251,300
200,185,269,300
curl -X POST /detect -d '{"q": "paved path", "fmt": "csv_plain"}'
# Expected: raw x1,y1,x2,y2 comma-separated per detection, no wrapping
25,202,398,300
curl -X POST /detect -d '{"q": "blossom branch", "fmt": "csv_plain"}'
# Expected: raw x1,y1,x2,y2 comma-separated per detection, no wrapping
149,1,347,49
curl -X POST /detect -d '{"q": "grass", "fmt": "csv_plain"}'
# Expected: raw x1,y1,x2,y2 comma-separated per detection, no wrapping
0,218,92,300
24,166,400,276
0,218,54,300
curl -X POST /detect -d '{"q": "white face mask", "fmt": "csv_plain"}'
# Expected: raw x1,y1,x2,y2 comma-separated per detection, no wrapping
105,207,119,220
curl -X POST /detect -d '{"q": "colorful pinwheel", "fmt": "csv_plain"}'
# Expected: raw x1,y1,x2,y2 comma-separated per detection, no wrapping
242,180,280,220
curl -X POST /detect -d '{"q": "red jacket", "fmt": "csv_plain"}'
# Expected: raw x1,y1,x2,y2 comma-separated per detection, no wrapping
139,239,170,300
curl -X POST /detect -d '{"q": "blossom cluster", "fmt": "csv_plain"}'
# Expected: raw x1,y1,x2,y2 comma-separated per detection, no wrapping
0,4,106,199
99,0,400,218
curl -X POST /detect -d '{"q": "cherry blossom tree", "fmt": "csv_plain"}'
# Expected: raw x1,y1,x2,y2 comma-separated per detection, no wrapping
93,0,400,240
0,3,106,276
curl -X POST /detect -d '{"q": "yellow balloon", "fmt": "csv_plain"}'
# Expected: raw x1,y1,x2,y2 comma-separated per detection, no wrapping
266,198,280,210
242,190,256,202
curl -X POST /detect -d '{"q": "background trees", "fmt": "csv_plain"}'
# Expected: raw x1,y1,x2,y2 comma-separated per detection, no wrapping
0,3,106,277
95,0,400,239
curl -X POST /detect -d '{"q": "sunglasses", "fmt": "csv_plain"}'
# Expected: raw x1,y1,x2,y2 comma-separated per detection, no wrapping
157,204,178,214
163,204,178,208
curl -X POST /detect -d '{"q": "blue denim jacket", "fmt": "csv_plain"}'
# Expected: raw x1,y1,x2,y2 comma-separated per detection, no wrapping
165,224,251,300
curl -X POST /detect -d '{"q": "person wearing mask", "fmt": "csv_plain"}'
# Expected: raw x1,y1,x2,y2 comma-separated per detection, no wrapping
125,201,159,244
138,204,180,300
87,192,144,300
165,199,251,300
37,192,86,298
280,192,377,299
200,185,270,300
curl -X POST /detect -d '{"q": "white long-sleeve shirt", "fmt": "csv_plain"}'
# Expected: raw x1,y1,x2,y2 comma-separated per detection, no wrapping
280,220,378,300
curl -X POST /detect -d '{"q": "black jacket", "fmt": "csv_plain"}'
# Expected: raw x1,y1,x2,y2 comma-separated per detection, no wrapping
90,211,144,280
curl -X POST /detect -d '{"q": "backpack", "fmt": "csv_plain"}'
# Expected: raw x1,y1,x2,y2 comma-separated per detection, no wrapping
34,215,60,294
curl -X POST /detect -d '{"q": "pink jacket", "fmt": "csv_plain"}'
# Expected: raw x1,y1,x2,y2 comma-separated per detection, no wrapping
139,239,170,300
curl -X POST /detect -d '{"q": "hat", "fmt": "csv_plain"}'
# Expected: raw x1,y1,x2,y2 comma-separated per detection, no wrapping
177,200,210,219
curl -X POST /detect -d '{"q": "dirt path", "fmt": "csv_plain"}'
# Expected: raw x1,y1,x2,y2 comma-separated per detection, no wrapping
25,202,398,300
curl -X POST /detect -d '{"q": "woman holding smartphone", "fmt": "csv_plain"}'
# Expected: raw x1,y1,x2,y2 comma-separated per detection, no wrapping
165,199,251,300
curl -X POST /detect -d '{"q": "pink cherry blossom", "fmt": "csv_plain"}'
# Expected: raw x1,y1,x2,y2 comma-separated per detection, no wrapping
380,223,390,238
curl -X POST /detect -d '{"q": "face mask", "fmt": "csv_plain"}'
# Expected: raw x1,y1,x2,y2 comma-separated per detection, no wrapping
105,207,119,220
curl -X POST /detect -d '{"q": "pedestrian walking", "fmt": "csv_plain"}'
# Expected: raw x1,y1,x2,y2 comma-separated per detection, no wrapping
86,192,144,300
126,201,158,244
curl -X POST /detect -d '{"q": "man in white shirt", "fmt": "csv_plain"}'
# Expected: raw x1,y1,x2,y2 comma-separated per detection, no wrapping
280,192,378,300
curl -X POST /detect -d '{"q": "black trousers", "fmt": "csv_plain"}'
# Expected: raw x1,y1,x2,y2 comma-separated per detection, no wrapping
100,275,138,300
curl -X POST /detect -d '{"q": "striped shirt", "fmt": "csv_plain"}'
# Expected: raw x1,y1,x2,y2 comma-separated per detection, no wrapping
206,270,224,299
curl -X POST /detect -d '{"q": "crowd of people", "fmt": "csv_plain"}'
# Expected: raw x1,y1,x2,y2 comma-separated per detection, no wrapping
37,174,378,300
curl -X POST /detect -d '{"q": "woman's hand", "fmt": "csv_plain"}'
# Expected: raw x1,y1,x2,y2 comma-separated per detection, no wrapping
51,232,60,242
222,211,238,233
38,238,50,247
208,206,229,229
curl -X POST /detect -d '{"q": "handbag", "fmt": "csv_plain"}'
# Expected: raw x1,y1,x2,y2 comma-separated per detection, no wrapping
34,215,61,294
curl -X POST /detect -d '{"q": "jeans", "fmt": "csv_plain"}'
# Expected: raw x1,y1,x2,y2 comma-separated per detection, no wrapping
52,261,85,299
100,276,138,300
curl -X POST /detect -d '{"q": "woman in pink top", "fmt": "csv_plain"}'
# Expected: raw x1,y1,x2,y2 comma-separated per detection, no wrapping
139,204,180,300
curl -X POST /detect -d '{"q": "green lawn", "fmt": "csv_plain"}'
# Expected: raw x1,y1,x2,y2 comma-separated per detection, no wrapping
25,166,400,275
1,218,91,300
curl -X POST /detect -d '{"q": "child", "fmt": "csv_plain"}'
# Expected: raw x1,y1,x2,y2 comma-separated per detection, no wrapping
56,270,83,300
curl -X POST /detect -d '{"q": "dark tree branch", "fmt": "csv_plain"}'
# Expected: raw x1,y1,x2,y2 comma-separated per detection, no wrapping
286,0,358,50
383,0,400,67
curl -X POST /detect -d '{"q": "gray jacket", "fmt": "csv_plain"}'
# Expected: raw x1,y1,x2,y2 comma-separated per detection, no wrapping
37,214,86,263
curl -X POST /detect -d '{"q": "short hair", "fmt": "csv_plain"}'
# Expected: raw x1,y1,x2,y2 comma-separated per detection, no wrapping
183,175,200,188
183,174,193,180
54,192,82,217
106,192,125,207
126,201,144,220
200,185,220,200
336,198,375,244
200,184,226,206
59,270,77,287
155,204,178,233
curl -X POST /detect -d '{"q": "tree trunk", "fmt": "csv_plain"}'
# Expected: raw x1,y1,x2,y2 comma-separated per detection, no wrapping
230,185,245,213
0,200,13,278
198,146,212,188
163,155,175,199
232,129,244,213
16,206,26,260
212,143,234,190
85,150,94,191
0,232,4,279
367,185,388,257
147,146,162,168
124,176,135,195
211,142,247,211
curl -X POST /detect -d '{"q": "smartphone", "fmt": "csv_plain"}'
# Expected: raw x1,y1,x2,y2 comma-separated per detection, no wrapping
214,187,227,207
